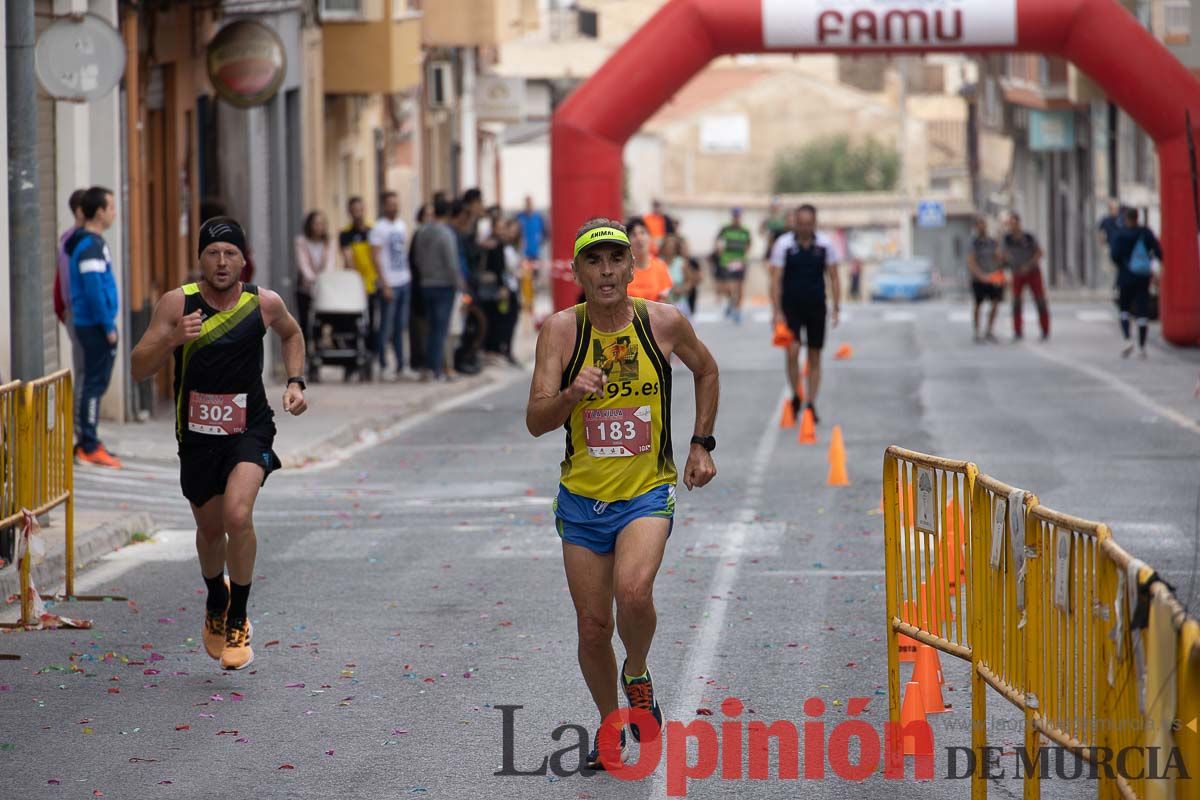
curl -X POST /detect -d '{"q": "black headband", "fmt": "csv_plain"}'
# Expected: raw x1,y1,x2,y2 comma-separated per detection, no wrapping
198,217,247,258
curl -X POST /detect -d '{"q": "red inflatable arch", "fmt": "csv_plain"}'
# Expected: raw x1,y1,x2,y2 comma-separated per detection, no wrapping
550,0,1200,345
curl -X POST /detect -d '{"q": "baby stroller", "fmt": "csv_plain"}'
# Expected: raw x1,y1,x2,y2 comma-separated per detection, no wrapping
309,269,372,382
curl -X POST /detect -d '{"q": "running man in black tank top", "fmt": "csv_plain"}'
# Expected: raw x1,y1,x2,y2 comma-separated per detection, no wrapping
131,217,308,671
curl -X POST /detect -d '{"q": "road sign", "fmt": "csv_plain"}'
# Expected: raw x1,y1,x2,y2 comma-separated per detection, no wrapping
34,13,126,102
916,200,946,229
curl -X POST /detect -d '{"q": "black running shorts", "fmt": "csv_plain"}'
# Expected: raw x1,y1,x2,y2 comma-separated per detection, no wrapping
179,424,281,508
972,279,1003,304
783,302,827,350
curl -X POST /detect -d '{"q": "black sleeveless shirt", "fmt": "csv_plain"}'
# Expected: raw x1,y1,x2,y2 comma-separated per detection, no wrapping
173,283,273,445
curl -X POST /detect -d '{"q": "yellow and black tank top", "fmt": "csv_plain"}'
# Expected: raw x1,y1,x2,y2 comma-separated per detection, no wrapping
173,283,272,445
559,299,676,502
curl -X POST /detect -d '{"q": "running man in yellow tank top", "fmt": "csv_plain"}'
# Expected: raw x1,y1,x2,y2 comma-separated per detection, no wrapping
526,217,720,770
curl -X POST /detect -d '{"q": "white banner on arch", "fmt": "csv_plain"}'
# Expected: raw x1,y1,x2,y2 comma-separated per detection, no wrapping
763,0,1017,49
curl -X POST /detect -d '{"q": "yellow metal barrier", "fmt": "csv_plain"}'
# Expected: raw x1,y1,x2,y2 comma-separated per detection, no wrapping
884,446,977,777
1176,617,1200,800
0,369,122,632
0,380,23,535
1025,504,1122,798
886,447,1200,800
971,473,1038,715
23,370,76,596
0,380,26,647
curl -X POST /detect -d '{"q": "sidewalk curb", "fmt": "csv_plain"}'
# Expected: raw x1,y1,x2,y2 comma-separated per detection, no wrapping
0,512,156,601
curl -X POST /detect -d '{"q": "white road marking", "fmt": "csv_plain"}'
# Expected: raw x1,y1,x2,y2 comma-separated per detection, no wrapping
1076,309,1116,323
679,522,786,557
1023,345,1200,437
288,371,528,473
648,387,787,795
883,310,915,322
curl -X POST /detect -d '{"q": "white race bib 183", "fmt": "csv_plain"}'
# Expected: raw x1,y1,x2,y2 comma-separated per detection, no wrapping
584,406,652,458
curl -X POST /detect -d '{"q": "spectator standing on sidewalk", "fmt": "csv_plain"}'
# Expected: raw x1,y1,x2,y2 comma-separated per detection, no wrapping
339,197,384,373
661,234,694,317
499,218,524,363
294,210,336,360
1000,212,1051,342
450,199,485,375
478,212,507,360
408,203,430,372
480,218,523,363
414,195,463,381
517,195,547,265
54,188,87,439
1109,207,1163,358
1098,198,1124,253
67,186,122,468
371,191,413,379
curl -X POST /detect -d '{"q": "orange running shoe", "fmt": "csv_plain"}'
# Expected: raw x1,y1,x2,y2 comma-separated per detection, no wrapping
220,618,254,670
76,444,123,469
202,578,231,660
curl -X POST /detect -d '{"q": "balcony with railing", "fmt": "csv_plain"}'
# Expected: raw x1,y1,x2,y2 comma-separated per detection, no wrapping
1162,0,1191,45
1000,54,1074,109
321,0,422,94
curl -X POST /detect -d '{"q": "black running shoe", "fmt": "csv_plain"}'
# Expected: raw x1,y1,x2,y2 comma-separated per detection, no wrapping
585,726,628,771
621,659,664,743
790,394,801,418
806,402,820,425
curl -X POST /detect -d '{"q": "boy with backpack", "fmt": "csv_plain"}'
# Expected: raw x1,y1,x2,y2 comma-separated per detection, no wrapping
1109,207,1163,358
66,186,122,466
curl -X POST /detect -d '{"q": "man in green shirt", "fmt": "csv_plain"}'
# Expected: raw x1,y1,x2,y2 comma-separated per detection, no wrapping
716,207,752,324
760,196,788,258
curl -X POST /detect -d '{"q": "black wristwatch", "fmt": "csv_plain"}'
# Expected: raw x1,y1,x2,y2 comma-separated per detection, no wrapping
691,435,716,452
287,376,307,391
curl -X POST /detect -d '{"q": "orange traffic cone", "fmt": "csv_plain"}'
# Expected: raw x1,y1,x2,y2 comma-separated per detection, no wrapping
899,681,933,756
945,500,964,534
917,581,944,633
944,500,966,588
941,526,963,597
834,343,853,360
898,600,918,662
797,407,817,444
913,645,947,713
779,398,796,429
827,425,849,486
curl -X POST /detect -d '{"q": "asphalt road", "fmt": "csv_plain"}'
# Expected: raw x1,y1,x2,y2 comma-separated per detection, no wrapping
2,300,1198,800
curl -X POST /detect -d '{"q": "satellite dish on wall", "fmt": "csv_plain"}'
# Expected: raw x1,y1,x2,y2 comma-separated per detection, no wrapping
34,13,126,103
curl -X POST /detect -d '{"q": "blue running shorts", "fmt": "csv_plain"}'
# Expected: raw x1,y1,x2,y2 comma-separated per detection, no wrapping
554,483,676,556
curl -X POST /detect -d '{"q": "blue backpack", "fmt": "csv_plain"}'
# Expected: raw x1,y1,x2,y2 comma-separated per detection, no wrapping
1129,234,1152,276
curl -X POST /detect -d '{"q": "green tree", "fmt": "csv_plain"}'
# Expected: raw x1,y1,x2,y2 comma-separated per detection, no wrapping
771,135,900,193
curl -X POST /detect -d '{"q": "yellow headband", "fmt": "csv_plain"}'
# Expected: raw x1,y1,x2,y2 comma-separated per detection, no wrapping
573,226,630,259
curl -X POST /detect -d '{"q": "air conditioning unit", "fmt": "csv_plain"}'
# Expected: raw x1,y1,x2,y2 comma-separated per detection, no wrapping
428,61,455,109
